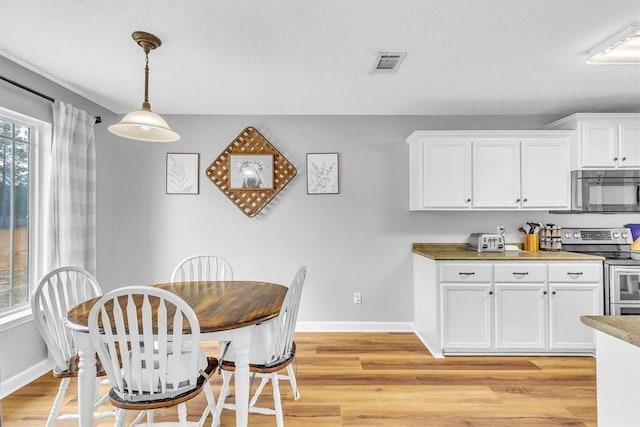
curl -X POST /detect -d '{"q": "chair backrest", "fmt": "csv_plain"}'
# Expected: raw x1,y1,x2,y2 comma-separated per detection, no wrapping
170,254,233,282
31,266,103,372
270,266,307,365
88,286,203,402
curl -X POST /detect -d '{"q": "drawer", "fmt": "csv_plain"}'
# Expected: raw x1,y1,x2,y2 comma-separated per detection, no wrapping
494,263,547,282
440,263,492,282
548,263,602,282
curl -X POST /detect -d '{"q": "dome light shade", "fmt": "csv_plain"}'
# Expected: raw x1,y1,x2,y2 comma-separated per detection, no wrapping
109,31,180,143
108,108,180,142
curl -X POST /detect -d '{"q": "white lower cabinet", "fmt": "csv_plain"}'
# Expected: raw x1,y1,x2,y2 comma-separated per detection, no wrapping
442,283,493,351
439,261,603,354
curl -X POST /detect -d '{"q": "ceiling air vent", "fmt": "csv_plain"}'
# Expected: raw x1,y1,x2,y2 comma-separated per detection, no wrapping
373,52,406,73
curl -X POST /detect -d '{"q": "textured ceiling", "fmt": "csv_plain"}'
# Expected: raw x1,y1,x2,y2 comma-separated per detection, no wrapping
0,0,639,116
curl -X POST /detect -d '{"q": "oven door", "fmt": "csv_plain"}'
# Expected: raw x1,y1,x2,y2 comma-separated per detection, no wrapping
610,266,640,304
610,305,640,316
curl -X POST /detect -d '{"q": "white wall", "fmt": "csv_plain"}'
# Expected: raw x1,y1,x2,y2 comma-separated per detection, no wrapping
112,114,640,326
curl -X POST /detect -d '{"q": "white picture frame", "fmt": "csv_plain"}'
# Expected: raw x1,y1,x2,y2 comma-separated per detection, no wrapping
229,154,275,190
166,153,200,194
307,152,339,194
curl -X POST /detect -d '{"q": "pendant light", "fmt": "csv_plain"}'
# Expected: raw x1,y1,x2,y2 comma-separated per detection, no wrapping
108,31,180,142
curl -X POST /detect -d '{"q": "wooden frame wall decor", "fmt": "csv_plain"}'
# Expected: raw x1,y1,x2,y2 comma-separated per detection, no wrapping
166,153,200,194
306,152,339,194
206,127,297,217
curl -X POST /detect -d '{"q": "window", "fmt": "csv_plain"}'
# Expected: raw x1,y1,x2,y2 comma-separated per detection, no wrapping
0,108,47,318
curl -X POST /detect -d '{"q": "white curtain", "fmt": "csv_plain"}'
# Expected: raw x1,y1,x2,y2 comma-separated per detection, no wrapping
43,101,96,274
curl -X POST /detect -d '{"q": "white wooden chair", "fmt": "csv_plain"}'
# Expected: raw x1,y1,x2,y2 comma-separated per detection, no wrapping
31,266,115,426
214,266,307,427
170,254,233,282
88,286,218,427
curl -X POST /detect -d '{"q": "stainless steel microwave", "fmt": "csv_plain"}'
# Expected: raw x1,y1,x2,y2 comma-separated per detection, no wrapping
572,170,640,212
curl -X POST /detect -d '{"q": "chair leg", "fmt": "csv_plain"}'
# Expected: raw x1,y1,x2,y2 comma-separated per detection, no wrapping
286,364,300,400
271,373,284,427
178,402,188,427
197,382,216,427
46,377,70,427
214,370,232,427
249,376,269,408
114,408,126,427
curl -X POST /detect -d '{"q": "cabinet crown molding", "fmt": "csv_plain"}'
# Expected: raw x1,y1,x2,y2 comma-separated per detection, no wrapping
405,130,574,145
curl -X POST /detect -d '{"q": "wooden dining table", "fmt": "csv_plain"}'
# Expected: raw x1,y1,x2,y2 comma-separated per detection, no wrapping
64,280,288,427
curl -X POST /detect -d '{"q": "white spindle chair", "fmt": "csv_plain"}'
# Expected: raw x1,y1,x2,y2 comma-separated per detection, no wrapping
214,266,307,427
170,255,233,282
88,286,218,427
31,266,115,426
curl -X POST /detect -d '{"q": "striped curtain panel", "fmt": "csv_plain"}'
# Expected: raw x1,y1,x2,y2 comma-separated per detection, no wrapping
44,101,96,274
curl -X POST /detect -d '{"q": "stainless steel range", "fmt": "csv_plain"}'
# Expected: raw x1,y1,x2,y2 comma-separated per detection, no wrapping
561,227,640,315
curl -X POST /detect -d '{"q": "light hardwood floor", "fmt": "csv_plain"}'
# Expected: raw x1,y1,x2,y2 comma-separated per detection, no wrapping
1,332,596,426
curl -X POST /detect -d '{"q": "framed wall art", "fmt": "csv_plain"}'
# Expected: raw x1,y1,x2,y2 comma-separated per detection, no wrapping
166,153,200,194
306,152,339,194
229,154,274,190
206,127,297,217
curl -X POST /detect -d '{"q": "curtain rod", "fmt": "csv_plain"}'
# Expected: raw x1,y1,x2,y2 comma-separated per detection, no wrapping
0,75,102,124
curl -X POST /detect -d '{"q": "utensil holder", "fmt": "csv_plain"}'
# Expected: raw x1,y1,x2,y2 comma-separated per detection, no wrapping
524,234,539,252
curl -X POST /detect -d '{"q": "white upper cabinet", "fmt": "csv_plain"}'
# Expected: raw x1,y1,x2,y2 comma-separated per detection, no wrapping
406,131,572,210
545,113,640,169
420,140,472,209
473,140,520,209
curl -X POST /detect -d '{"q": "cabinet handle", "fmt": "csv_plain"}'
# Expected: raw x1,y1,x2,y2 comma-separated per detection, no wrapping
512,272,529,276
622,157,627,161
516,198,521,202
552,290,557,295
567,272,584,276
466,198,471,203
488,291,493,295
543,290,548,295
523,198,528,202
614,157,619,161
458,272,476,276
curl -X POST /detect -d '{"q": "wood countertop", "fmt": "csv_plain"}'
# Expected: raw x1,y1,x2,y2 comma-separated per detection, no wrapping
581,315,640,348
413,243,605,261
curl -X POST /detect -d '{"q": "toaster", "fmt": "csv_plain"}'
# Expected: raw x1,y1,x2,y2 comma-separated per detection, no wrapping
468,233,505,252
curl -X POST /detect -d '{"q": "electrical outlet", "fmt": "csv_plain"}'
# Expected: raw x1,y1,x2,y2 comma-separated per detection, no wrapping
353,292,362,304
497,225,505,235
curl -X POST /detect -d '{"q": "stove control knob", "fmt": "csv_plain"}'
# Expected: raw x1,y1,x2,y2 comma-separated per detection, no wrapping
622,232,629,239
564,232,572,239
573,232,580,239
613,232,620,239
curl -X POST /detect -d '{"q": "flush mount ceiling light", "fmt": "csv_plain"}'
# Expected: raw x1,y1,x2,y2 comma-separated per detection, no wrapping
108,31,180,142
587,25,640,65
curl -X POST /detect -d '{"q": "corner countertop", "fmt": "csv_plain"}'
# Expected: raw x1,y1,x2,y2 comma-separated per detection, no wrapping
581,316,640,348
413,243,605,261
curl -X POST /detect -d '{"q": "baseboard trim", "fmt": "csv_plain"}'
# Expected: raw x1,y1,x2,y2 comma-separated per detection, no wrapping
1,358,53,399
296,321,414,332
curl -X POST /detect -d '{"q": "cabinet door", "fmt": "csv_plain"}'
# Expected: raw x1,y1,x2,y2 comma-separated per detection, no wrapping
473,141,520,208
548,283,602,351
520,139,570,209
494,283,547,350
618,122,640,168
422,141,472,208
580,122,617,168
441,283,492,351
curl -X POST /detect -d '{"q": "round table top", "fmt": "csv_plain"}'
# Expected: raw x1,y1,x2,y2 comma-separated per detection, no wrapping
65,281,288,333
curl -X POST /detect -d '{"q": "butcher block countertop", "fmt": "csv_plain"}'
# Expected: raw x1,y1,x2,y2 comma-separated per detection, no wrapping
413,243,605,261
581,316,640,348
